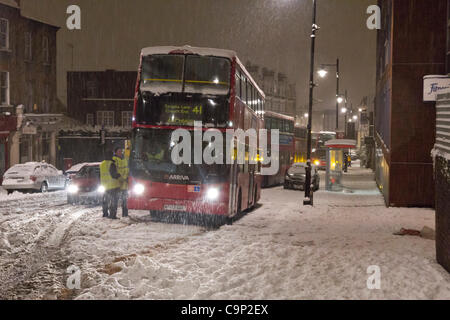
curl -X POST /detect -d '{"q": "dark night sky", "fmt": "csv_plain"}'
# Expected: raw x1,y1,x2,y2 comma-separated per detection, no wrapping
21,0,376,119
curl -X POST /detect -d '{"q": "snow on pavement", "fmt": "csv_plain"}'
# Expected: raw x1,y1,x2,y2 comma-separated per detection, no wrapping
1,166,449,300
71,167,450,300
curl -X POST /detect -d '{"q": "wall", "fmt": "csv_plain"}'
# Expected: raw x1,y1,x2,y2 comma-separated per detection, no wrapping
435,92,450,272
375,0,447,207
0,3,59,113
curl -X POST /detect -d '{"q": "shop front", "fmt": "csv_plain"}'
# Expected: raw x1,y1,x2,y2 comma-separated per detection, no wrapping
0,115,17,183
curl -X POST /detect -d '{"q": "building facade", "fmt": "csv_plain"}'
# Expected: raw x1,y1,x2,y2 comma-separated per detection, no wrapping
246,63,296,116
375,0,447,207
434,0,450,274
67,70,137,127
0,113,16,182
0,0,61,170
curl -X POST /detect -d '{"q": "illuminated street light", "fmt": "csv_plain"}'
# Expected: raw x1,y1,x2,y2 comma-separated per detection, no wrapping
341,107,347,113
337,96,344,104
317,69,328,78
353,115,358,120
304,112,309,118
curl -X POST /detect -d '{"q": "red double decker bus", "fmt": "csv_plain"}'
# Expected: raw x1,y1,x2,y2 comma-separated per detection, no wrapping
261,111,295,187
127,46,265,224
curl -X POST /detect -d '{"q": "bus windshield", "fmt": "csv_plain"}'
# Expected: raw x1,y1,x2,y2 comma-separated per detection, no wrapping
130,128,229,184
140,54,231,96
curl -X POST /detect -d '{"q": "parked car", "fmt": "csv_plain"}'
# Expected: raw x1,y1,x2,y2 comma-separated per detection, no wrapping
2,162,66,194
67,163,103,204
284,163,320,191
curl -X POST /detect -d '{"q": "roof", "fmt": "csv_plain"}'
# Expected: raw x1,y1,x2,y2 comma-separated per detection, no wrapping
140,45,265,98
141,45,237,60
0,0,19,9
264,111,295,121
325,139,357,149
0,0,60,28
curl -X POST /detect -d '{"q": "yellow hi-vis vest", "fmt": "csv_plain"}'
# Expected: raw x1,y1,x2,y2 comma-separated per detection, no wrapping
113,156,129,190
100,160,120,191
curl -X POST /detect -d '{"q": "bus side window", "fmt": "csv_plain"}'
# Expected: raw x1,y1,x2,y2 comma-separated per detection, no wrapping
258,95,262,113
242,77,247,105
235,72,240,99
251,86,255,111
246,79,250,107
249,81,253,110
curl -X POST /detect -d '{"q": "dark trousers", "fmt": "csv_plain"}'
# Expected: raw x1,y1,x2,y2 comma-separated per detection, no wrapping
102,188,128,218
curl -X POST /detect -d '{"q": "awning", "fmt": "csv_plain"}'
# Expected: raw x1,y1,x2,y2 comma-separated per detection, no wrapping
325,139,357,149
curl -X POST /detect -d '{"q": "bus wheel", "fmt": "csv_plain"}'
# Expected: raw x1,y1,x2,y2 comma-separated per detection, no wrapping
149,210,160,220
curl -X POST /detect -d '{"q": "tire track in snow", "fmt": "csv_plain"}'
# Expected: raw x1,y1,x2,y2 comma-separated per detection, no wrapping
0,203,97,299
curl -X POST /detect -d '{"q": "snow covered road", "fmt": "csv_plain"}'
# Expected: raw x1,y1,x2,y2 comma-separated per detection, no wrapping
0,166,449,300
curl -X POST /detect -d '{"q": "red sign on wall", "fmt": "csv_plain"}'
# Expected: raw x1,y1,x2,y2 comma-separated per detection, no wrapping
0,116,17,132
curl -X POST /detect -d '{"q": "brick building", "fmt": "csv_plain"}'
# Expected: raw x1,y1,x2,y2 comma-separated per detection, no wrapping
375,0,447,207
0,0,61,170
67,70,136,127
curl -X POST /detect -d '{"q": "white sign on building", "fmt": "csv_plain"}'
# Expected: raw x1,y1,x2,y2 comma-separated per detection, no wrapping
22,125,37,135
424,75,450,102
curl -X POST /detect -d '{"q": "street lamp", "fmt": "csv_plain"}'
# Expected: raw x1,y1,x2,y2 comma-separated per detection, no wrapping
317,69,328,78
317,58,340,130
304,0,318,206
337,96,344,104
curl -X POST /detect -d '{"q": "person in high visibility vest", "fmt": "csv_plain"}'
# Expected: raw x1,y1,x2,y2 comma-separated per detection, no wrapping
112,147,129,217
100,147,127,219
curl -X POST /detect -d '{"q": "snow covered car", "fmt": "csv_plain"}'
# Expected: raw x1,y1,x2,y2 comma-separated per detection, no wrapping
66,163,103,204
284,163,320,191
2,162,66,194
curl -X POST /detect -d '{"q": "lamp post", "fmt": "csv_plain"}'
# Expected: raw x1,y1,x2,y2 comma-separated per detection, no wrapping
304,0,318,206
317,58,340,130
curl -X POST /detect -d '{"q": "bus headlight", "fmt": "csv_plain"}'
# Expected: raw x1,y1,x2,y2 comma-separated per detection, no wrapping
206,188,219,201
68,184,79,194
97,185,105,194
133,183,145,195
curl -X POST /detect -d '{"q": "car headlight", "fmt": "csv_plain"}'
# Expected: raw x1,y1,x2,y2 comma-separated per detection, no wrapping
97,185,105,194
133,183,145,195
206,188,219,201
67,184,79,194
